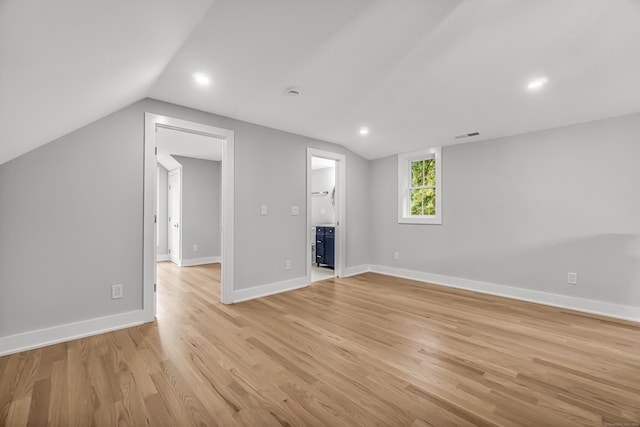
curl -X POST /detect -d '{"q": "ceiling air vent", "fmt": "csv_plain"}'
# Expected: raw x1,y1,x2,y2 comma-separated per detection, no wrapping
454,131,480,139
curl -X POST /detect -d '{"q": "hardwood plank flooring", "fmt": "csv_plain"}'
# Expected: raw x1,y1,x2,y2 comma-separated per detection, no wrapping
1,262,639,426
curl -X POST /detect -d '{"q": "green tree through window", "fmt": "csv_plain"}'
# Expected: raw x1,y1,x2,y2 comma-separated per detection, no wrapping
410,158,436,215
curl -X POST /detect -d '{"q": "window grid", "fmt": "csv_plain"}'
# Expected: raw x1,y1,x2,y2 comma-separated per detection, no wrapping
409,159,436,216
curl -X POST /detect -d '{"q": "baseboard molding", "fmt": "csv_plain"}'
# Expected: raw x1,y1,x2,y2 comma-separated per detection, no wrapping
156,254,170,262
367,264,640,324
342,264,371,278
0,310,147,357
232,276,309,303
180,256,221,267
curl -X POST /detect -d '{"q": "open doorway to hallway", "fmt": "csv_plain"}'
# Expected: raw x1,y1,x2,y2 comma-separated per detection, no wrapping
155,128,222,308
156,127,222,268
143,113,235,320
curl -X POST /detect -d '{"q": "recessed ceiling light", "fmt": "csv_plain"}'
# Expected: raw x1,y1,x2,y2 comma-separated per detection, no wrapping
527,76,548,90
359,127,369,135
193,72,210,85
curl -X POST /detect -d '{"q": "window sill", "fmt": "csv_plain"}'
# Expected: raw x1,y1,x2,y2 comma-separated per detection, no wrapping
398,215,442,225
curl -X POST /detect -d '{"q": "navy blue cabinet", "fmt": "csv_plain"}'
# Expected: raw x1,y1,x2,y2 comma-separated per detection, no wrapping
315,226,335,268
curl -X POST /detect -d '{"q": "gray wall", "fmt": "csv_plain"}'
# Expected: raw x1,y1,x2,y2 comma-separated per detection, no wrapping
0,98,370,337
369,113,640,307
157,165,169,257
173,157,221,261
0,104,143,336
232,117,370,288
311,166,336,226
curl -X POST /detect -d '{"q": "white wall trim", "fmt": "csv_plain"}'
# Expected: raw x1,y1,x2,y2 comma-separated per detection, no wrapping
232,277,309,303
156,254,170,262
342,264,371,277
367,265,640,323
180,256,221,267
0,310,146,357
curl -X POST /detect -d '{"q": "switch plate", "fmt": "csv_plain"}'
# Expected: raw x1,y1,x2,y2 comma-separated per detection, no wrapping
291,206,299,216
193,244,198,252
111,284,123,299
567,272,578,285
285,260,292,270
261,204,268,216
393,251,400,260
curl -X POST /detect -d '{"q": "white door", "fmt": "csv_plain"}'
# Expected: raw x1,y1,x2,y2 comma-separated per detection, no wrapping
168,169,181,264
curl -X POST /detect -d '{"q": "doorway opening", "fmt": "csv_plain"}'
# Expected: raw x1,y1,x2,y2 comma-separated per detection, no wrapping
156,127,223,268
306,148,346,284
143,114,235,322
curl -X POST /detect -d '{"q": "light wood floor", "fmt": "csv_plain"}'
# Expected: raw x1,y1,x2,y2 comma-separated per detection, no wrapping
1,263,639,426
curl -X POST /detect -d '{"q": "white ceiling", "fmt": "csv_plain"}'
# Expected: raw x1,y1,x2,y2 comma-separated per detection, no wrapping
0,0,214,165
311,157,336,171
2,0,640,164
156,127,223,171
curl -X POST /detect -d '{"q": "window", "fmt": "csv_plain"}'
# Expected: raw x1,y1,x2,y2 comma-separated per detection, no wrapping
398,147,442,224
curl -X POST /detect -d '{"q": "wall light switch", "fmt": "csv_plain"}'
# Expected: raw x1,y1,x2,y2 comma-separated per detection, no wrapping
193,244,198,252
261,204,268,216
291,206,299,216
111,284,123,299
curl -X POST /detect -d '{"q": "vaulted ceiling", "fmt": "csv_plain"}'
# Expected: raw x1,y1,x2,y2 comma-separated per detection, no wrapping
2,0,640,165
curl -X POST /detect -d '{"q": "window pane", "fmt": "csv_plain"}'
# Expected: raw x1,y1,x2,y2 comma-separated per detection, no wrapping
411,160,423,187
425,158,436,187
423,188,436,215
410,189,423,215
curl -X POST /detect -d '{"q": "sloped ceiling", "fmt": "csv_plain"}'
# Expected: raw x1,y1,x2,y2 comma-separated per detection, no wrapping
2,0,640,164
156,126,223,171
0,0,214,165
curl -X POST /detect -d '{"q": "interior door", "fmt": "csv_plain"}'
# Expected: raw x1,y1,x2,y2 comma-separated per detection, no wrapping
168,169,181,264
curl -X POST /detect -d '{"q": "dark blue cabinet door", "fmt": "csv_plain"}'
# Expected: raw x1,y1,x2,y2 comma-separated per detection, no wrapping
324,235,335,267
315,227,335,268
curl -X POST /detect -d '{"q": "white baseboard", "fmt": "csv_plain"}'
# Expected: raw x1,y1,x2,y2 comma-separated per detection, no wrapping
367,264,640,324
0,310,147,357
156,254,170,262
342,264,371,278
180,256,221,267
232,276,309,303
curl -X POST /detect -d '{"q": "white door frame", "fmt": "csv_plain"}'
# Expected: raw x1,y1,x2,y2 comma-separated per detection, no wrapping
144,113,235,321
167,167,182,265
307,148,346,283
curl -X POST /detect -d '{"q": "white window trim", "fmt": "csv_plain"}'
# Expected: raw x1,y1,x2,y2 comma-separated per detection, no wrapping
398,147,442,224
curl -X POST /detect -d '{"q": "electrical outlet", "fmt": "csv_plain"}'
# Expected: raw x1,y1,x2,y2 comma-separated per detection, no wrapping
567,272,578,285
291,206,299,216
285,259,292,271
111,284,123,299
261,204,268,216
193,244,198,252
393,251,400,260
